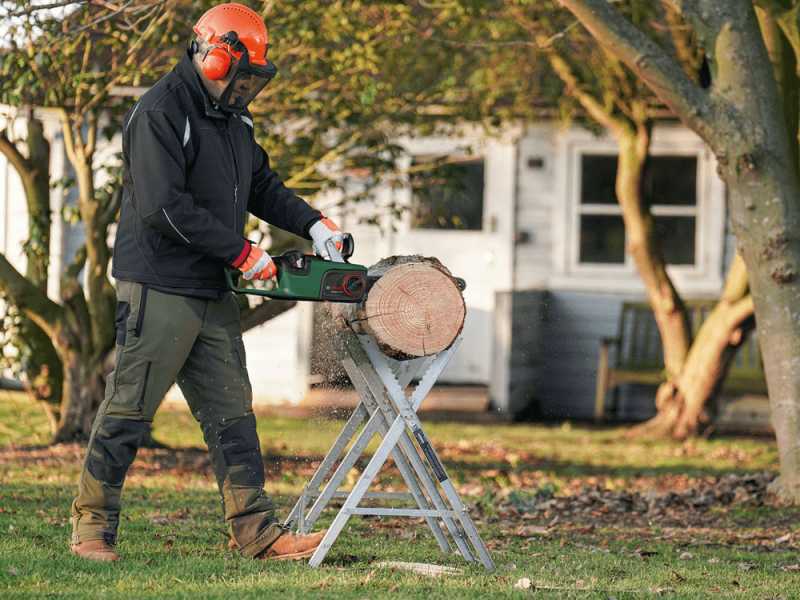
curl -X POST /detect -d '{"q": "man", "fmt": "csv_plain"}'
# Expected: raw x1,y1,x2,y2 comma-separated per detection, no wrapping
70,3,344,562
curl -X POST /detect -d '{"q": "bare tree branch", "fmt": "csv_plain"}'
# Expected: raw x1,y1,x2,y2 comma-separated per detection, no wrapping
0,127,32,181
558,0,718,145
0,252,63,339
0,1,86,18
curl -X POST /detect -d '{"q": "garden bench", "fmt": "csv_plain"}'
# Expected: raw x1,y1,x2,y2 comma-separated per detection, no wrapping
594,300,765,420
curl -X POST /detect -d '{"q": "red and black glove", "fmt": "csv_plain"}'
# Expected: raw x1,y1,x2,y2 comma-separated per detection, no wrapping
231,241,277,281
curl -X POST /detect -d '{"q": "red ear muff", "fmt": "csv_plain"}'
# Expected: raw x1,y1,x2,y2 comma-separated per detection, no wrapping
202,46,232,80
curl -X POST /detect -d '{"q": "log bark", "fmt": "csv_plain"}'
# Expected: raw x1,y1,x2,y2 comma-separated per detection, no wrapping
334,256,466,359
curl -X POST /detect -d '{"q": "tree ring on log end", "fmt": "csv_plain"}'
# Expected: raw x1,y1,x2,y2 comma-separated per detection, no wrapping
362,261,466,359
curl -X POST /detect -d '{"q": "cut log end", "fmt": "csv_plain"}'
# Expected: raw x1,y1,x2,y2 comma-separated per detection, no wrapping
337,256,466,359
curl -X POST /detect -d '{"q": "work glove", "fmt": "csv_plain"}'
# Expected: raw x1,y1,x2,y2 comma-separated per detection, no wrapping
233,241,277,281
309,217,347,260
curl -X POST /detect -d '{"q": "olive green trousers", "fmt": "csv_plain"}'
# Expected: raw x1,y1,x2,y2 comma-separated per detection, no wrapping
71,281,283,557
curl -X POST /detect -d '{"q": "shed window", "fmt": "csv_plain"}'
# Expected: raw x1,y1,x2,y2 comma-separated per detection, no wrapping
578,154,698,266
410,158,484,230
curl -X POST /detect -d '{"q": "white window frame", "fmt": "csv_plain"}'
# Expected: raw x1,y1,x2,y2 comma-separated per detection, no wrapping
551,126,726,295
575,152,700,271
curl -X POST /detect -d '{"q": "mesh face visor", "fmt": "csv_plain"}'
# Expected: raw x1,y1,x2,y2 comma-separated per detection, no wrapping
219,53,277,113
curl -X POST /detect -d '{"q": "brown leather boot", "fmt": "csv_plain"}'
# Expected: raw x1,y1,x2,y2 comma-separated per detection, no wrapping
70,540,120,562
257,530,326,561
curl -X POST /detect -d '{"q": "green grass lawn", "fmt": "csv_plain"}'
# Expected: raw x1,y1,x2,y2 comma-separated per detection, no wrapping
1,390,799,598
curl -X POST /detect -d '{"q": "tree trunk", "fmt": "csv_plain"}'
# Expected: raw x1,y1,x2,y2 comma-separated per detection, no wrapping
334,256,466,359
631,255,754,439
616,125,691,382
21,117,63,427
558,0,800,503
0,115,63,431
74,159,115,360
730,175,800,504
52,350,105,443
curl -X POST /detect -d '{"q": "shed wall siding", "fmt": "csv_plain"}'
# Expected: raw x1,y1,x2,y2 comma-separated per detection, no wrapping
514,125,557,290
535,290,657,421
491,290,546,416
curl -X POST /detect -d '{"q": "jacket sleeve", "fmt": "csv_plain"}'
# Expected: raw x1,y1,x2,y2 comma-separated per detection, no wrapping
128,109,246,263
248,141,321,238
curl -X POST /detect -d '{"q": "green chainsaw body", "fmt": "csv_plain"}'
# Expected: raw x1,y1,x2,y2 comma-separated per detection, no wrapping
225,249,369,303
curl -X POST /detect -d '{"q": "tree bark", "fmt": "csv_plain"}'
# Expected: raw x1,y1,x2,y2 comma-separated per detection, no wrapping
560,0,800,502
334,256,466,359
21,117,63,425
0,116,63,428
616,124,691,382
52,350,105,443
63,113,116,363
631,255,754,438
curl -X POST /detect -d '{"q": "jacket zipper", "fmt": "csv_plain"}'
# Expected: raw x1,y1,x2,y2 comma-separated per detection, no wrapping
224,119,240,230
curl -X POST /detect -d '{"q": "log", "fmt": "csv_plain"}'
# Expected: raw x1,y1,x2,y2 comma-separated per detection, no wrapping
335,256,466,360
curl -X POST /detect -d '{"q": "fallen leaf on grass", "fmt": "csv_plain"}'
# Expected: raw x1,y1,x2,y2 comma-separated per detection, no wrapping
679,552,693,560
781,564,800,572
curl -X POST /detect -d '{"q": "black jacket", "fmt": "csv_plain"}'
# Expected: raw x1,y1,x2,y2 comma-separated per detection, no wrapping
112,52,321,291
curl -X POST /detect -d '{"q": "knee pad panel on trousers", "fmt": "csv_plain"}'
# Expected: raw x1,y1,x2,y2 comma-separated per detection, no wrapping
87,417,150,485
218,414,264,488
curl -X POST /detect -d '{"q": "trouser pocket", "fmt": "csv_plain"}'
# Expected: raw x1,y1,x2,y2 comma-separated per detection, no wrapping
110,351,152,417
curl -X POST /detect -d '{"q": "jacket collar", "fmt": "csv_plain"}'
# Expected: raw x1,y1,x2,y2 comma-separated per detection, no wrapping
175,51,227,120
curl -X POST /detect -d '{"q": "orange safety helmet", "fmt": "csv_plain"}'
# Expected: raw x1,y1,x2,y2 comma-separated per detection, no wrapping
192,3,277,112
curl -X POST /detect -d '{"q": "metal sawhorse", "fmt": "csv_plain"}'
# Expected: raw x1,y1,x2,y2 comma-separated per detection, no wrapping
285,331,494,571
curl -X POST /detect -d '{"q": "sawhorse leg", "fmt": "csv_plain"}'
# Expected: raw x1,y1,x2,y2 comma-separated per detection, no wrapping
304,335,494,571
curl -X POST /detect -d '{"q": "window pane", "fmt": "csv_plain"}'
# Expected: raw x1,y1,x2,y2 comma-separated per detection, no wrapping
580,154,698,207
580,154,617,205
579,215,626,264
644,156,697,206
655,216,696,265
411,159,484,230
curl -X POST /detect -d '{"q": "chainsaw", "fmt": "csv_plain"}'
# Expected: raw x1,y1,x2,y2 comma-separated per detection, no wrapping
225,234,369,303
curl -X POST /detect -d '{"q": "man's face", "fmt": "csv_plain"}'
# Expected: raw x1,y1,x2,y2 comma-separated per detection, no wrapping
192,42,274,113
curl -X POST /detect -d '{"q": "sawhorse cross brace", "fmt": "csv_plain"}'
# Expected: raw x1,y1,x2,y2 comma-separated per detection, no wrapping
285,332,495,571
